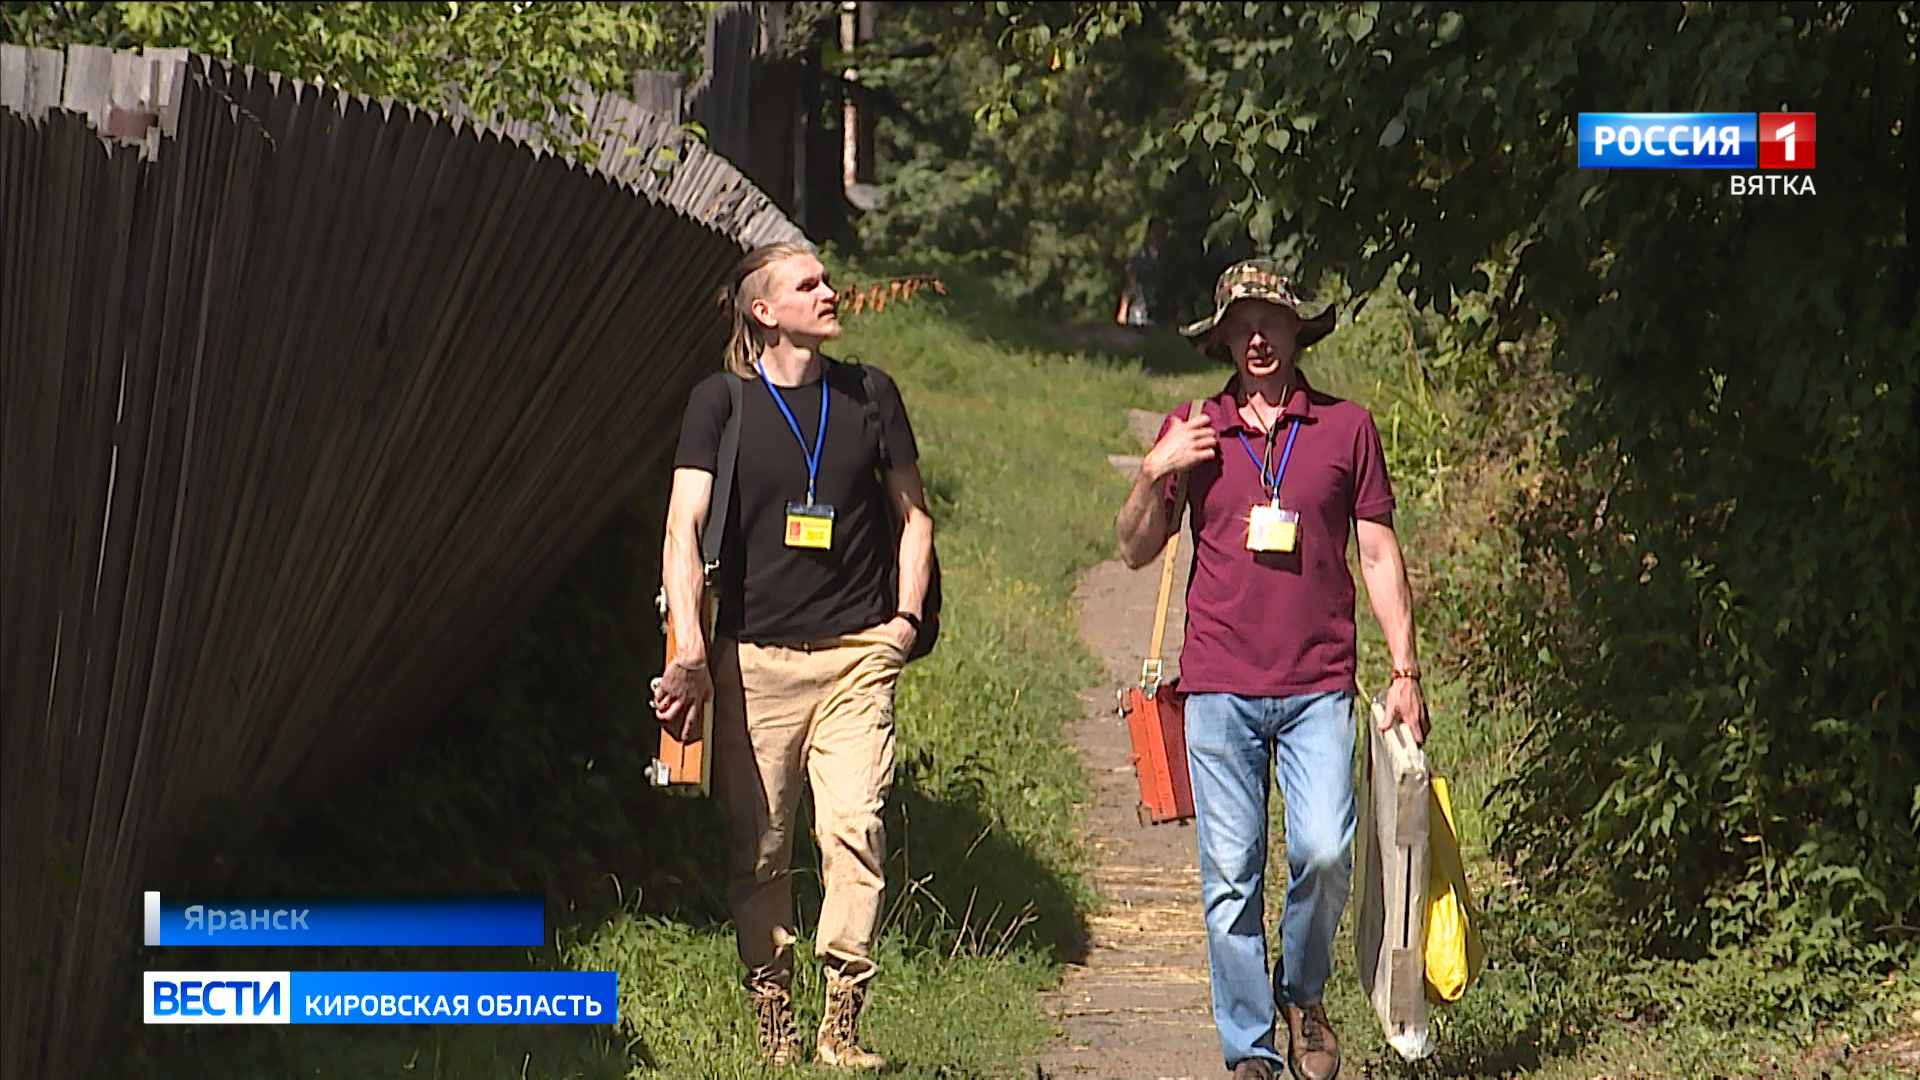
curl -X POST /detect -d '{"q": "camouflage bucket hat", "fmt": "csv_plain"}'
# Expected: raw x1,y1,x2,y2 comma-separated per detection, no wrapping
1180,259,1338,349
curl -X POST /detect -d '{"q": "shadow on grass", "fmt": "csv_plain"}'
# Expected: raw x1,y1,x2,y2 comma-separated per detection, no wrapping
784,770,1090,968
125,1019,635,1079
851,268,1226,379
122,480,1089,1077
1415,1023,1595,1077
887,779,1091,965
122,486,713,1077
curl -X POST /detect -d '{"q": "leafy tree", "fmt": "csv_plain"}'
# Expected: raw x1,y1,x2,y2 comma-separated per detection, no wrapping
2,1,708,130
1112,0,1917,998
850,1,1228,320
1008,0,1917,1011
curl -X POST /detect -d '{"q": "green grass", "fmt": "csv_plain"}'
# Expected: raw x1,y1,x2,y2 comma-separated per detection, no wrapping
562,917,1054,1077
121,272,1201,1078
119,272,1918,1079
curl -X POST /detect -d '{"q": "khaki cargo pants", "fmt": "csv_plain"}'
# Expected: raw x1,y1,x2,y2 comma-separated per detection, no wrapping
712,625,903,987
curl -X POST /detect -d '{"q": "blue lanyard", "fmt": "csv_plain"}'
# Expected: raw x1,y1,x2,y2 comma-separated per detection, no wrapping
758,362,828,503
1238,419,1300,506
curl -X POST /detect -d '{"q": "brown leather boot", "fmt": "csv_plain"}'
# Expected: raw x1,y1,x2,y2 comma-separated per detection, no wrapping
745,969,800,1066
816,966,887,1069
1230,1057,1278,1080
1283,1003,1341,1080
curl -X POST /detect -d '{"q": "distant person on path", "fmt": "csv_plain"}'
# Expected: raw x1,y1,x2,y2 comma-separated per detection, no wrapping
1115,217,1171,329
1114,259,1430,1080
654,242,936,1070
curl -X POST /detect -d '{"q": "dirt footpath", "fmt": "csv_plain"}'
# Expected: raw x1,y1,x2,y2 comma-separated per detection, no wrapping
1032,411,1224,1080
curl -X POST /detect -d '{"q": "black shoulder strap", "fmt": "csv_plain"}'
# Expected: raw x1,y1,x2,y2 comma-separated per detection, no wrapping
856,364,893,471
703,373,743,570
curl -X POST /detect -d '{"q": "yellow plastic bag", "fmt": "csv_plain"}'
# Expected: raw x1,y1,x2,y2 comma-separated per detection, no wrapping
1424,776,1484,1004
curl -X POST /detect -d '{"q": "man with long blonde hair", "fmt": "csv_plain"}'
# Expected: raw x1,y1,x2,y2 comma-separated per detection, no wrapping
654,243,935,1068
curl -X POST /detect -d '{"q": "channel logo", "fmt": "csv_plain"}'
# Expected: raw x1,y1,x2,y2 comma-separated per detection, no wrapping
143,971,618,1024
1757,112,1815,168
1580,113,1754,168
1579,113,1815,170
144,972,290,1025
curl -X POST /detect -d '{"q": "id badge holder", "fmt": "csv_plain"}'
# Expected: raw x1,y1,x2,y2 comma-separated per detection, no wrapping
1248,502,1299,553
785,501,836,549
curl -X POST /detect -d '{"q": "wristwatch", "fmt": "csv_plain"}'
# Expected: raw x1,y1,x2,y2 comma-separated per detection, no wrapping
895,611,923,634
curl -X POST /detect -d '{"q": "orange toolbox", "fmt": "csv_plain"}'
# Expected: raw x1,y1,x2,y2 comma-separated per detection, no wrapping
1120,670,1194,825
648,588,714,793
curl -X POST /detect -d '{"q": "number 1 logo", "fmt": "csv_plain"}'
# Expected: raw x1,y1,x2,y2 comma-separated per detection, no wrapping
1758,113,1816,169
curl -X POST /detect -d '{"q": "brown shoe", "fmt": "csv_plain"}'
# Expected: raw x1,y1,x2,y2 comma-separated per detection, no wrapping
1283,1003,1341,1080
745,970,800,1066
1230,1057,1278,1080
816,966,887,1070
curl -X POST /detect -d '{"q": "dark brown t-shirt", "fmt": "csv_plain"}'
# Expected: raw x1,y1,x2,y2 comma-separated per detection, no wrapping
673,360,918,645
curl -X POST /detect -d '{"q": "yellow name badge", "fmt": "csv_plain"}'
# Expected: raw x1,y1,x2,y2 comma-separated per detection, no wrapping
1247,504,1299,553
784,502,836,550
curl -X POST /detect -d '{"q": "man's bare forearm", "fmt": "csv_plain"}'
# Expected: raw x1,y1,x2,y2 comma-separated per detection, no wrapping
664,541,706,662
895,509,933,616
884,464,935,618
662,469,714,666
1357,520,1419,672
1116,468,1172,569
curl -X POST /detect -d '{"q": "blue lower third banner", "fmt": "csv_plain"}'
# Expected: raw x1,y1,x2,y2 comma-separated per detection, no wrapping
145,891,543,946
145,971,618,1024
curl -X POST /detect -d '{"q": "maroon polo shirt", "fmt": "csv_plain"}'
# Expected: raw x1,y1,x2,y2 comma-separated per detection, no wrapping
1157,374,1397,698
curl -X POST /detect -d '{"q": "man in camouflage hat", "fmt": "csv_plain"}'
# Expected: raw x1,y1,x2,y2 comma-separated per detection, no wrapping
1116,259,1431,1080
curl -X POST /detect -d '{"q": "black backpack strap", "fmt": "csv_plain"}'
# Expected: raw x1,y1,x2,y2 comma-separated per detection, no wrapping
703,373,743,572
856,364,893,472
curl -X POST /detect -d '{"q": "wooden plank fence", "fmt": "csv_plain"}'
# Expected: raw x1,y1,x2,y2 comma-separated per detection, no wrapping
0,44,801,1079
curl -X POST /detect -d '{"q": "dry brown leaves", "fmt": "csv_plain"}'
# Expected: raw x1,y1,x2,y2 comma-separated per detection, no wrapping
837,275,947,317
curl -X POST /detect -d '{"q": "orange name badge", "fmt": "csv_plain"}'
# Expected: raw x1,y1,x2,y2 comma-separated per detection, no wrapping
1247,503,1299,553
784,501,836,549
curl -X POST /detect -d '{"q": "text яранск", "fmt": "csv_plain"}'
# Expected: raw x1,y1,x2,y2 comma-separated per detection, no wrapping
144,891,543,946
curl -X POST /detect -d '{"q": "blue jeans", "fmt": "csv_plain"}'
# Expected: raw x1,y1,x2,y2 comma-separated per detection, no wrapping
1185,690,1356,1069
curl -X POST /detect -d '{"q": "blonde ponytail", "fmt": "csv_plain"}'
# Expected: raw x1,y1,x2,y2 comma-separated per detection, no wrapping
721,242,816,378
